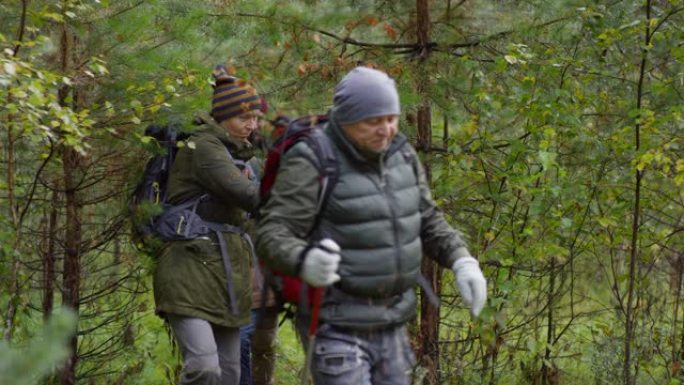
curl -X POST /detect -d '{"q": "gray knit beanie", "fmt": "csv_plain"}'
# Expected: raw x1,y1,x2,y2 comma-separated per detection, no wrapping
333,67,400,125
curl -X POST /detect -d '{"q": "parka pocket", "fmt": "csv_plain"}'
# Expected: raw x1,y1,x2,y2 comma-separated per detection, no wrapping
183,237,221,267
314,338,362,377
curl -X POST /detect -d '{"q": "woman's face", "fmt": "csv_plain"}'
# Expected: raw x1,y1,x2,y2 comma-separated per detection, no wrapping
221,111,261,140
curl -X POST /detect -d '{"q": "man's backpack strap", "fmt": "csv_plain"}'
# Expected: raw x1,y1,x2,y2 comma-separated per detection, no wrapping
301,129,339,233
401,143,420,182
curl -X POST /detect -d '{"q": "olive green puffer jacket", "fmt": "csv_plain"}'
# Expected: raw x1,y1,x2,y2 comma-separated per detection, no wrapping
256,110,469,330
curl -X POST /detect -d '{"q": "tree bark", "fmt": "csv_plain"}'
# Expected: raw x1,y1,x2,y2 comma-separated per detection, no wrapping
672,255,683,375
43,188,59,321
61,145,83,385
415,1,441,384
3,116,19,342
541,258,555,385
58,11,82,385
442,114,449,150
1,0,28,343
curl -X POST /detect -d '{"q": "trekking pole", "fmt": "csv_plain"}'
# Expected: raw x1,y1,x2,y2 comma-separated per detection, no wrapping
300,286,324,385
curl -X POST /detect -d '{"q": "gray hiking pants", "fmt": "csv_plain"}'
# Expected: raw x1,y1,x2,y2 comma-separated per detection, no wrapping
167,315,241,385
297,320,416,385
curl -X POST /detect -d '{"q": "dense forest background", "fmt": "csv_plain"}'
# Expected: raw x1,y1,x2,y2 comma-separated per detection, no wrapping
1,0,683,384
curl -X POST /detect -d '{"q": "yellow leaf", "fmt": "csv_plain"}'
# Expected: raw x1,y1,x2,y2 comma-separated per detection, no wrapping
676,159,684,172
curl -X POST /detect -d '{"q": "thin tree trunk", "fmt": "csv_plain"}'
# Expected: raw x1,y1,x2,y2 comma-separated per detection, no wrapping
671,255,683,376
58,11,82,385
3,115,19,342
61,145,82,385
6,98,17,226
442,114,449,150
2,0,28,343
680,271,684,370
541,258,556,385
43,188,59,321
624,1,651,383
415,1,441,384
3,260,20,343
419,261,440,385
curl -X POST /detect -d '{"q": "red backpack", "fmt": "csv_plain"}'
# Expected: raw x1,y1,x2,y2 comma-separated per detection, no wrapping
259,114,339,307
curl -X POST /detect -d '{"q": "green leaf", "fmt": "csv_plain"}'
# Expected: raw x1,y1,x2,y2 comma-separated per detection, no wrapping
538,150,557,170
597,216,617,228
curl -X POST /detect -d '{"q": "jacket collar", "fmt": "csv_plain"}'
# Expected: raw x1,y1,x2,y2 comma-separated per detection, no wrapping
194,111,256,160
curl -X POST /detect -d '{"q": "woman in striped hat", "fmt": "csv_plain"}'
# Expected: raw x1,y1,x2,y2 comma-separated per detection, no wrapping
153,65,264,385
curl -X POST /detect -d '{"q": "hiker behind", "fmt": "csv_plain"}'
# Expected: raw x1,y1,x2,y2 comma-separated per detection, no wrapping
238,114,282,385
153,66,262,385
255,67,488,385
239,245,279,385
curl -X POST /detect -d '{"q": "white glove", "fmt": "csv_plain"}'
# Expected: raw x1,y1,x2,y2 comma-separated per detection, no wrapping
300,238,341,288
452,253,487,317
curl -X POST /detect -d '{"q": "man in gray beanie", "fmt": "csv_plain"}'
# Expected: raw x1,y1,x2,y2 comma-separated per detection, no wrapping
256,66,487,385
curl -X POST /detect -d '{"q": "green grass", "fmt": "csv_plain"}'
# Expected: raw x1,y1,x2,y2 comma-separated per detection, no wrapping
273,318,305,385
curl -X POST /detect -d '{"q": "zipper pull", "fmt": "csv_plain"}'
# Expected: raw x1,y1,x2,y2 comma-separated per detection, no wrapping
152,182,161,204
176,216,185,235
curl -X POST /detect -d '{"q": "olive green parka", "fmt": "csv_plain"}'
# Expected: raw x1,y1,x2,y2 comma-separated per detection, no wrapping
153,112,259,327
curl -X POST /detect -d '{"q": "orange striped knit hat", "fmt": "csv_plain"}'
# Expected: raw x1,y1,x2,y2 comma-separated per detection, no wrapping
211,65,262,123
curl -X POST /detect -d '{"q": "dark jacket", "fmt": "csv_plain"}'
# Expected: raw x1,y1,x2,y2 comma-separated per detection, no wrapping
153,112,259,327
256,110,469,330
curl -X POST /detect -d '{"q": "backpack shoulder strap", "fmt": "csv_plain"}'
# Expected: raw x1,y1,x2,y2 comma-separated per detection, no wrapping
387,134,420,182
303,128,339,216
281,127,339,239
